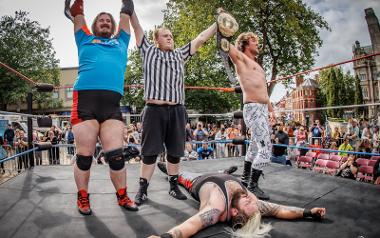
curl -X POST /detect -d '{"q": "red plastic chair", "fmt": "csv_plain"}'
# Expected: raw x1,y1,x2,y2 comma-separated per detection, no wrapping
329,154,342,163
370,156,380,160
356,158,369,167
305,151,317,158
368,160,377,167
317,153,329,161
325,161,340,175
356,165,374,182
313,159,328,173
297,156,313,169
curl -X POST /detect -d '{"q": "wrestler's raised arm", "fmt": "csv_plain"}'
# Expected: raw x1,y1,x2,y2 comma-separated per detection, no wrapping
190,23,217,55
65,0,86,32
119,0,133,34
129,2,144,47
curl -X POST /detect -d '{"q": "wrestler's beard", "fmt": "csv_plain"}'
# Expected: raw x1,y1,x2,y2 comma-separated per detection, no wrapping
95,25,113,38
96,30,112,38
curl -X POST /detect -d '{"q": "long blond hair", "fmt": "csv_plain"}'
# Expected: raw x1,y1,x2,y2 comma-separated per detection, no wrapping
227,212,272,238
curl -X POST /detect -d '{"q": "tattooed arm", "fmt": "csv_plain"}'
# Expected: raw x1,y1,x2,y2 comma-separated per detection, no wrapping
257,200,326,220
163,206,223,238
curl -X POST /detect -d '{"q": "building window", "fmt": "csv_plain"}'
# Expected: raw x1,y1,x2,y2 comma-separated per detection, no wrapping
359,73,367,81
66,86,73,99
52,91,59,99
362,88,368,99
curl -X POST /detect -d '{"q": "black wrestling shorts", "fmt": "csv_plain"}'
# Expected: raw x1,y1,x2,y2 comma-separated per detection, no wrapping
141,103,187,157
71,90,123,125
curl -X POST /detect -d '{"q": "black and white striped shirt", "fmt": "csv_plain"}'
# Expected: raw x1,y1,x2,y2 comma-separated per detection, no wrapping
139,35,192,105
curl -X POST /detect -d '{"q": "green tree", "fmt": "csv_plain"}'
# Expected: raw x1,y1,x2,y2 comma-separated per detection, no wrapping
122,49,145,112
0,11,60,111
318,67,356,118
162,0,330,98
354,75,364,116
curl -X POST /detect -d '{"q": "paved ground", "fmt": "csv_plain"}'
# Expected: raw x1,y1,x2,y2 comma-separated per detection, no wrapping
0,157,379,238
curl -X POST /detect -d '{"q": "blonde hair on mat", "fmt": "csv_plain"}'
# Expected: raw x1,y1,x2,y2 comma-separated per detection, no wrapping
226,212,272,238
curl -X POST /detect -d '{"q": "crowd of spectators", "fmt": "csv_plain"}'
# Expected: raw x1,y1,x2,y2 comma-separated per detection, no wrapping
2,116,379,184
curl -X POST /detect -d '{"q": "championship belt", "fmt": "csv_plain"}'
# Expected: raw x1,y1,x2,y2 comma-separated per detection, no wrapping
216,10,239,84
64,0,74,22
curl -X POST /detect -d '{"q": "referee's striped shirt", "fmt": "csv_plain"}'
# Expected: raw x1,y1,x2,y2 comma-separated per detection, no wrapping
139,35,193,105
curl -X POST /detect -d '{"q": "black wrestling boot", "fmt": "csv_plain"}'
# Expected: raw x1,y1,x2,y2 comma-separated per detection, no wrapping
247,168,270,200
169,175,187,200
241,161,252,187
135,177,149,205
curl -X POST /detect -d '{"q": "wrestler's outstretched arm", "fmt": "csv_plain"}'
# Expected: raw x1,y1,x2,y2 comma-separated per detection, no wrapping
149,193,225,238
190,23,217,55
258,200,326,220
119,0,132,34
67,0,86,32
228,44,247,70
129,10,144,47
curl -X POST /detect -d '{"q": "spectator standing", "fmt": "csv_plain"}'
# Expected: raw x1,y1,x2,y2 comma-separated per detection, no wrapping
0,136,6,174
372,126,379,153
310,120,323,143
33,131,42,166
15,130,28,172
185,123,194,142
214,127,226,158
65,125,75,156
45,130,60,165
193,122,209,142
272,124,290,165
3,124,15,150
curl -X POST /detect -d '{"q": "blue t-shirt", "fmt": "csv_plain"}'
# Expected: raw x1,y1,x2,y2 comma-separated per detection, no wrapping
74,26,131,95
197,146,214,160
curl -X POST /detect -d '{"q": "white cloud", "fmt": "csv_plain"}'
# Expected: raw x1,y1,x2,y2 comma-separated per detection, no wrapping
1,0,380,103
271,0,380,102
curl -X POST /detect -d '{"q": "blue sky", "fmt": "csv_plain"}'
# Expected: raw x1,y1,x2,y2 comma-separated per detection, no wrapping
1,0,380,102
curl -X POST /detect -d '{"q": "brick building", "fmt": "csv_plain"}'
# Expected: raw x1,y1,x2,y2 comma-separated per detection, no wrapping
352,8,380,119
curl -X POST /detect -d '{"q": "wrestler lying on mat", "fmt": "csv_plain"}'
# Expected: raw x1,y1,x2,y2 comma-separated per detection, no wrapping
149,162,326,238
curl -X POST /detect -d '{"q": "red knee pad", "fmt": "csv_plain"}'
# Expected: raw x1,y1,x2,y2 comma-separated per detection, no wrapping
70,0,84,17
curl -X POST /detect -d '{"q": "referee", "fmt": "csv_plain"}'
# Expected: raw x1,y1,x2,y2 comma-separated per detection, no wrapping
129,3,217,205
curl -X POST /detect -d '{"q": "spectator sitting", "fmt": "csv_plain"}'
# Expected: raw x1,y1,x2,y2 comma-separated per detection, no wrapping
296,126,307,145
338,137,353,156
335,155,358,180
357,139,372,159
329,141,338,155
182,142,198,161
197,141,214,160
